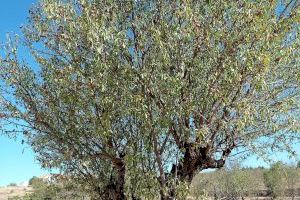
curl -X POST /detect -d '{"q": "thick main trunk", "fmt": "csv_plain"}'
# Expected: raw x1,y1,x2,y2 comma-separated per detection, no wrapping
171,143,228,183
164,143,230,199
102,158,126,200
160,192,173,200
115,163,126,200
102,173,125,200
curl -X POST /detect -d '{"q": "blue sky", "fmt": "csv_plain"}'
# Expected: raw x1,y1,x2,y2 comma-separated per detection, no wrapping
0,1,36,41
0,0,49,187
0,0,299,187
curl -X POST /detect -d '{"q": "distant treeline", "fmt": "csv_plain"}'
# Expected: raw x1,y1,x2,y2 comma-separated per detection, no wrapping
190,161,300,200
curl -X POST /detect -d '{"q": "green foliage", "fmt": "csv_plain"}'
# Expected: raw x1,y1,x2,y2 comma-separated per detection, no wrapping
8,183,17,187
262,162,300,199
23,185,60,200
191,167,262,199
230,168,259,198
284,165,299,199
263,162,286,199
0,0,300,199
11,178,89,200
191,164,300,199
28,176,44,188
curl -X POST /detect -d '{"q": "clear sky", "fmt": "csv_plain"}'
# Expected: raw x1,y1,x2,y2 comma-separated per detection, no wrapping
0,1,35,41
0,0,299,187
0,0,48,187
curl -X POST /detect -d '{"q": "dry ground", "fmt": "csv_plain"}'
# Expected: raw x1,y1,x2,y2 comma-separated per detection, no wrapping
0,186,32,200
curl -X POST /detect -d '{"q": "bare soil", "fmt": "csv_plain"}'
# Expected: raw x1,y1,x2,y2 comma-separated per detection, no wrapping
0,186,32,200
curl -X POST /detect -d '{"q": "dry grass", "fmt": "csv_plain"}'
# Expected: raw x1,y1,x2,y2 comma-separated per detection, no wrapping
0,186,32,200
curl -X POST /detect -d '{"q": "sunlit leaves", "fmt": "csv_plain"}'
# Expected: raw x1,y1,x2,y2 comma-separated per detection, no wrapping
0,0,300,199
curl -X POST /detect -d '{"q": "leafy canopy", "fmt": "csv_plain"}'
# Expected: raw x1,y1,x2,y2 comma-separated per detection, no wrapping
1,0,300,199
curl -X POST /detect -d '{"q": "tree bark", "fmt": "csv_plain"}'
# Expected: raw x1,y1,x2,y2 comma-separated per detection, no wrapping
102,157,126,200
165,142,233,199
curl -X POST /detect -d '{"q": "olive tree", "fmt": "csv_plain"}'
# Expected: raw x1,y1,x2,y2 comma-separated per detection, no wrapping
1,0,300,199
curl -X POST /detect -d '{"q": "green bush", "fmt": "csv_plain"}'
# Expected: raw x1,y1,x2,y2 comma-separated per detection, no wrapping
28,176,45,189
263,162,286,199
8,183,17,187
16,179,89,200
284,166,299,200
191,167,261,200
